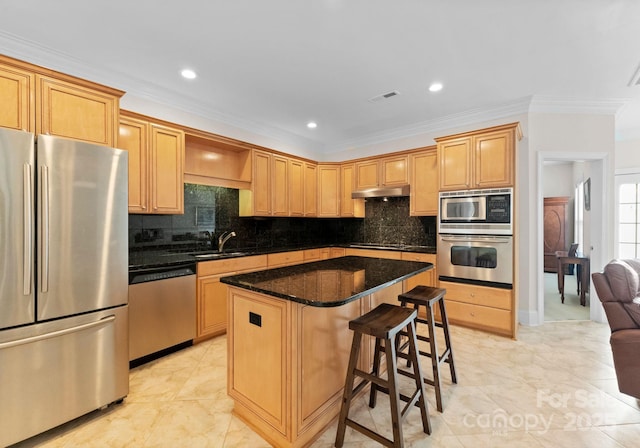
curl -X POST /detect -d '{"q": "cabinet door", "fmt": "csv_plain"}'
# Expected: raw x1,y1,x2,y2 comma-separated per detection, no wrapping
252,150,272,216
355,160,379,189
410,150,438,216
317,164,340,217
474,129,514,188
288,158,304,216
118,116,149,213
272,155,289,216
438,137,472,191
150,124,184,214
37,75,118,146
304,162,317,216
340,163,364,217
197,274,229,338
0,64,34,131
380,155,408,186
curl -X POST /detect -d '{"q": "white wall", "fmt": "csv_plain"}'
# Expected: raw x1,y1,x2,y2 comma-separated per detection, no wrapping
525,113,615,325
542,163,574,198
615,139,640,172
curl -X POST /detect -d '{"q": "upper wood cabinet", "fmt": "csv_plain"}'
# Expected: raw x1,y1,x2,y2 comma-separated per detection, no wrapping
317,164,340,217
340,163,364,217
289,158,304,217
436,123,520,191
409,148,438,216
118,112,185,214
0,55,122,145
0,63,34,132
241,150,316,217
355,155,408,190
304,162,317,216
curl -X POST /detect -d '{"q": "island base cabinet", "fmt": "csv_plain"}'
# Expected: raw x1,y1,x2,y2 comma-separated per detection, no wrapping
227,287,377,448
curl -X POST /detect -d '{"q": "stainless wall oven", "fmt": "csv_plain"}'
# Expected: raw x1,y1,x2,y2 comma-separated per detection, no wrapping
438,188,513,288
438,234,513,287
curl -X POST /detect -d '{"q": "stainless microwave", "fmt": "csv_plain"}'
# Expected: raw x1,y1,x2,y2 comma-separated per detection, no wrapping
439,188,513,235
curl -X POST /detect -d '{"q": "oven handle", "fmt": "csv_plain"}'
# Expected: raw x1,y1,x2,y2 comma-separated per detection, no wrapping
440,235,512,243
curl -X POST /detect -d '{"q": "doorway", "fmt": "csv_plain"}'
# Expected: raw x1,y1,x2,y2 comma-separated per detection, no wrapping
536,152,608,325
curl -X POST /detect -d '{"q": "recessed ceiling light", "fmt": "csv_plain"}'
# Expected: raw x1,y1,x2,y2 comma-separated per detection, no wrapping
181,69,197,80
429,82,443,92
307,122,317,129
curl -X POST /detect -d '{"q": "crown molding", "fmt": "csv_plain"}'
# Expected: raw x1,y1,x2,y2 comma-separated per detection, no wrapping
0,30,325,155
324,97,532,153
529,95,629,115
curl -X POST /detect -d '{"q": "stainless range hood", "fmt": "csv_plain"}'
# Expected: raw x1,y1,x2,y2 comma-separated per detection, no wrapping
351,184,410,199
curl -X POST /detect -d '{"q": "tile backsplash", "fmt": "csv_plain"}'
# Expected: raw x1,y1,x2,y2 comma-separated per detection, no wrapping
129,184,435,254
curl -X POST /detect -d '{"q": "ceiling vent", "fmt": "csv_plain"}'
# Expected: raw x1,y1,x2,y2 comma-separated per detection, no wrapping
368,90,400,103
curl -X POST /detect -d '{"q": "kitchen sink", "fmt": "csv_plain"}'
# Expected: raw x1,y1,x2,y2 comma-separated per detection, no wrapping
193,252,247,260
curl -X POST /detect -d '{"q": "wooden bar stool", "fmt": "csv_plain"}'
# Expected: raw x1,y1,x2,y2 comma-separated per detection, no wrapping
398,285,457,412
335,303,431,448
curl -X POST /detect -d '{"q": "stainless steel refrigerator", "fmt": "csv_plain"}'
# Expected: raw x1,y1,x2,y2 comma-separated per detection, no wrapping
0,128,129,447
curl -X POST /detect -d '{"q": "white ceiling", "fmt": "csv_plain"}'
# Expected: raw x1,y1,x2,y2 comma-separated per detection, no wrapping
1,0,640,156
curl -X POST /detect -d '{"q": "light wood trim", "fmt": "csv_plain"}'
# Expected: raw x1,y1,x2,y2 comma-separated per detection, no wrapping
434,122,522,142
268,251,305,267
36,75,119,146
445,300,513,336
304,162,317,216
409,149,438,216
317,164,340,217
380,154,408,186
344,248,402,260
355,160,379,189
183,173,250,190
0,63,34,131
118,116,149,212
197,255,267,276
149,123,184,213
439,280,512,310
288,158,304,216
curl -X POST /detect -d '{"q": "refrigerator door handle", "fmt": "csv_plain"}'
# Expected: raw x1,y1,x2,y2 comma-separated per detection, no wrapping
23,163,33,295
0,315,116,350
41,165,49,293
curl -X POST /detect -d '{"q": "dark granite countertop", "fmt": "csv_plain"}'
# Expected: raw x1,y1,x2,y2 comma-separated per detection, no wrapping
129,243,436,271
220,256,433,307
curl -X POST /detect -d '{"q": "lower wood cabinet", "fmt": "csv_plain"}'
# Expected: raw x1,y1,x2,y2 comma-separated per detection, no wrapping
401,252,437,290
439,280,515,338
195,255,267,342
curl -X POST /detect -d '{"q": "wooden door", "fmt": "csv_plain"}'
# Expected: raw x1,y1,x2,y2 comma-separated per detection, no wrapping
37,75,118,146
0,63,34,131
118,116,149,212
543,197,570,272
317,164,340,217
304,162,317,216
150,123,184,214
474,129,514,188
410,149,438,216
272,155,289,216
288,158,304,216
340,163,364,217
380,155,408,186
355,160,379,189
197,274,229,338
252,150,272,216
438,137,472,190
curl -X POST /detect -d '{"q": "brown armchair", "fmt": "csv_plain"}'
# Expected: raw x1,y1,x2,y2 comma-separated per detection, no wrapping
592,259,640,399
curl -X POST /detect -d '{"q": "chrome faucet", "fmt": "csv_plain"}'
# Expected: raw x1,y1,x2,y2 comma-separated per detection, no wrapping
218,231,236,252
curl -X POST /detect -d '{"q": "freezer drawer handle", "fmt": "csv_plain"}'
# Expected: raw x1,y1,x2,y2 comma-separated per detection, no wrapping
0,315,115,350
40,165,49,293
23,163,33,295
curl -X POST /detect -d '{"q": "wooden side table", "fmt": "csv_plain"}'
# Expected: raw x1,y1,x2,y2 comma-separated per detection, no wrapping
555,251,590,306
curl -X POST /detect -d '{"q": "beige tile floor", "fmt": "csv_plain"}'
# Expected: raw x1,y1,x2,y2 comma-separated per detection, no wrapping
11,320,640,448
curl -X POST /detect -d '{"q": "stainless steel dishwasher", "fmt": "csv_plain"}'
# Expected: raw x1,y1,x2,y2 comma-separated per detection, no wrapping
128,263,196,365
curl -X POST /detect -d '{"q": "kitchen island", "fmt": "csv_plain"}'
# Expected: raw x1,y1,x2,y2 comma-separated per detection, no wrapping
221,256,432,447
